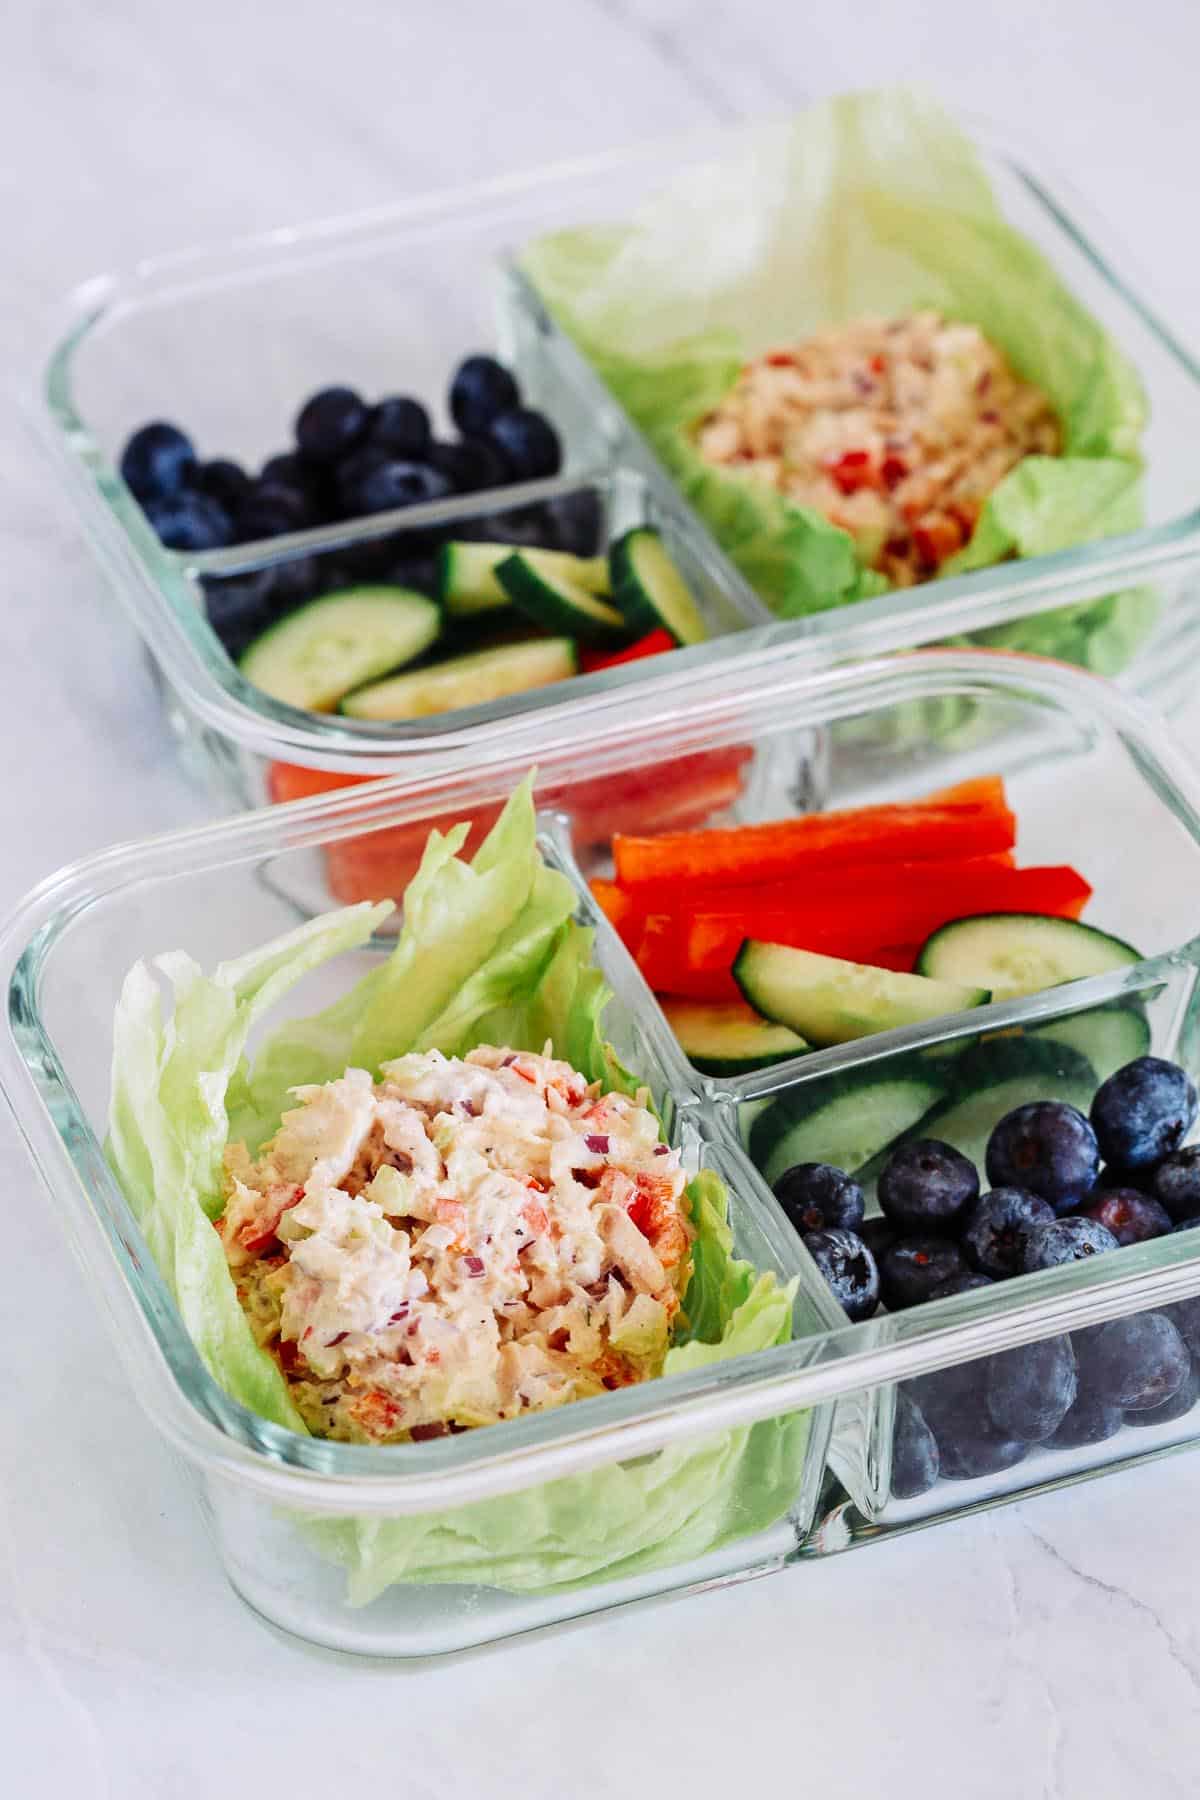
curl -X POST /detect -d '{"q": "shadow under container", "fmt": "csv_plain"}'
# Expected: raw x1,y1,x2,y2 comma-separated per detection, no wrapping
0,799,844,1658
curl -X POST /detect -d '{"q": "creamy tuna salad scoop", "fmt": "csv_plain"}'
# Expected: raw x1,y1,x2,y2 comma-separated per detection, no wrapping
695,311,1060,586
220,1043,693,1443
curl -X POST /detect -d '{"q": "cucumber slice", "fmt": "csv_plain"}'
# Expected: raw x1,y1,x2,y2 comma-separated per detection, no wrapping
609,527,708,646
438,542,609,615
750,1070,947,1188
1033,1003,1151,1084
239,586,440,711
734,942,990,1048
916,913,1141,1001
662,998,808,1076
340,637,576,720
495,553,627,643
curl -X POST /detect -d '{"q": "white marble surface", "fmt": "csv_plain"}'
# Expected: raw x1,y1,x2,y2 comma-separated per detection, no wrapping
5,1,1200,1794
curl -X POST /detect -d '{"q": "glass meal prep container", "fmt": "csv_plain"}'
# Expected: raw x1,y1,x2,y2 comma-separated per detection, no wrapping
8,646,1200,1657
30,98,1200,816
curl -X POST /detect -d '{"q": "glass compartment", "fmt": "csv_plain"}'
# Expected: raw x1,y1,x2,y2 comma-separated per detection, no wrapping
8,647,1200,1653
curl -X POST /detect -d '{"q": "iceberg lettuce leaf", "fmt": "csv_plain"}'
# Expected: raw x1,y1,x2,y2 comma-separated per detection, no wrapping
105,782,803,1596
522,88,1148,654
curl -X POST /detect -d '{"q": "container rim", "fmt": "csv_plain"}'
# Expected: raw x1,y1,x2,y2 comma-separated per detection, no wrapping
8,647,1200,1512
28,104,1200,770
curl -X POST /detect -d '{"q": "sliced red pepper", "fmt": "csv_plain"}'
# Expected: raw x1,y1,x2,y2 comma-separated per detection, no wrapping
579,629,676,674
602,853,1016,946
673,865,1092,977
613,776,1014,895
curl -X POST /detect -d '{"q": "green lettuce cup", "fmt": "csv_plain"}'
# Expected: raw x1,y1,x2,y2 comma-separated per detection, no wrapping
522,89,1151,673
106,779,804,1600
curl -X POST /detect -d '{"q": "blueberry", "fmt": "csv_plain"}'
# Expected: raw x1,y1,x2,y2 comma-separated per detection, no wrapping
427,437,510,495
263,554,324,611
1164,1298,1200,1356
1175,1215,1200,1234
488,407,562,481
927,1272,994,1301
1094,1163,1151,1195
120,421,196,500
985,1335,1077,1441
354,458,453,516
1074,1312,1189,1410
1123,1356,1200,1427
143,490,233,551
879,1236,966,1310
294,385,371,463
369,396,432,460
334,445,390,513
1080,1189,1172,1246
802,1228,879,1323
878,1138,979,1234
201,570,278,657
858,1215,897,1262
1151,1145,1200,1221
891,1392,940,1499
386,551,441,596
1047,1391,1124,1448
449,354,520,436
235,482,313,541
774,1164,865,1236
539,488,604,555
196,457,251,512
962,1188,1055,1279
986,1102,1100,1213
260,451,312,489
905,1362,985,1444
938,1424,1028,1481
1090,1057,1198,1172
1022,1216,1119,1272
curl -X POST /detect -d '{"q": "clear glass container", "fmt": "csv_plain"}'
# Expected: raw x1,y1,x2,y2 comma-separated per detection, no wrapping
30,110,1200,809
7,646,1200,1655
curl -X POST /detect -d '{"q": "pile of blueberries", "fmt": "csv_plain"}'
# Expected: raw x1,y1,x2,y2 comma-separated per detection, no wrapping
773,1056,1200,1498
118,357,582,658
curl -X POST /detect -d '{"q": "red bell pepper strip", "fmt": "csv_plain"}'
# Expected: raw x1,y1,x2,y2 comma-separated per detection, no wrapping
579,629,676,673
613,776,1015,893
670,865,1092,978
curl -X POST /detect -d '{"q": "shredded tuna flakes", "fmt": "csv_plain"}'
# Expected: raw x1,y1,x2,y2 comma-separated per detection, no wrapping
218,1046,693,1445
695,311,1061,586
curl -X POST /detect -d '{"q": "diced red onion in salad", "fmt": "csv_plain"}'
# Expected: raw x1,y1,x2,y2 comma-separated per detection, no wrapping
463,1255,486,1277
585,1134,610,1154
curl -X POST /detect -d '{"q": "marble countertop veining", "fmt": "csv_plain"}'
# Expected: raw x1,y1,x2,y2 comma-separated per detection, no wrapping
4,2,1200,1795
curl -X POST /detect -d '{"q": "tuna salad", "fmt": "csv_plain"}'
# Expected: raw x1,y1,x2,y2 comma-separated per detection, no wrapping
694,311,1061,586
219,1043,694,1443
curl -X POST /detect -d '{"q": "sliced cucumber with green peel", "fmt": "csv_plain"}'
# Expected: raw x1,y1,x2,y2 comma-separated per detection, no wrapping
239,586,440,711
916,913,1141,1001
341,637,576,720
609,527,708,646
437,542,610,614
663,998,808,1076
750,1070,947,1188
735,941,990,1048
496,552,628,643
1033,1003,1151,1084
